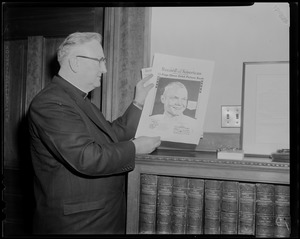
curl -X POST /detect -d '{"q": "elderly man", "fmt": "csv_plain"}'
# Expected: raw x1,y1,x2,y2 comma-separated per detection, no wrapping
28,32,160,234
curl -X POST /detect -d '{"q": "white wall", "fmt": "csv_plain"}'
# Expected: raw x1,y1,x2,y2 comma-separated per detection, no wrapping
150,3,289,133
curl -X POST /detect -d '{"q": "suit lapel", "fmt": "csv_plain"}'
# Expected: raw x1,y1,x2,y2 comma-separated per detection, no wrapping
89,103,119,142
53,76,118,142
80,97,118,142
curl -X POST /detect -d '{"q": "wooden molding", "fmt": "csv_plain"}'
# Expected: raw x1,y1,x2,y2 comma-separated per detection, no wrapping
102,7,151,121
102,7,119,121
25,36,44,113
136,154,289,172
134,153,289,185
3,40,27,169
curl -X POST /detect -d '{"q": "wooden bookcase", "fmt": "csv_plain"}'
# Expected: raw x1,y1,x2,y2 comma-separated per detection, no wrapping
126,149,289,234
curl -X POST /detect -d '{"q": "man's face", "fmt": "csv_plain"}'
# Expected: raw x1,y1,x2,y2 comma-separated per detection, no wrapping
76,40,107,91
161,85,188,117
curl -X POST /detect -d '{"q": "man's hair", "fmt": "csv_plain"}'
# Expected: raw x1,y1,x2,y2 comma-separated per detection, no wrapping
57,32,102,65
162,81,187,96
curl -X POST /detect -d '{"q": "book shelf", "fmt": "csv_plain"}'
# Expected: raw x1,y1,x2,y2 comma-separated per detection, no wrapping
126,149,289,235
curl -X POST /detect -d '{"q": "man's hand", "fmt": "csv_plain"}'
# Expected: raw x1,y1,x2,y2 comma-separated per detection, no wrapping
134,74,154,106
132,136,161,155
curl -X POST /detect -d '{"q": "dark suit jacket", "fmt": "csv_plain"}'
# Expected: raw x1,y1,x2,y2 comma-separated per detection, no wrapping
28,76,141,234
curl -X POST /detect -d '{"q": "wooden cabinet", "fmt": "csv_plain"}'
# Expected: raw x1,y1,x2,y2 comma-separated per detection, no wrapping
126,149,290,234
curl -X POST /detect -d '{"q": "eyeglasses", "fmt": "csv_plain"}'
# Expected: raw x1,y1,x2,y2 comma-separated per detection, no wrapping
76,55,106,66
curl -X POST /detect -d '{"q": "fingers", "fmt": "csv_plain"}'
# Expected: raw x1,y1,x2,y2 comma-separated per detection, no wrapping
140,74,153,83
150,137,161,153
133,136,161,154
153,136,161,148
154,136,161,142
138,74,153,86
145,83,154,91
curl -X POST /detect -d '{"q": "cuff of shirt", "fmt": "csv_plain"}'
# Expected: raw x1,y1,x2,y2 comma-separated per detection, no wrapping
133,100,143,110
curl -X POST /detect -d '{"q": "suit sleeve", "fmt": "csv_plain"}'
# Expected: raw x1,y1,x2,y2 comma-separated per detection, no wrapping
109,103,142,141
28,99,136,177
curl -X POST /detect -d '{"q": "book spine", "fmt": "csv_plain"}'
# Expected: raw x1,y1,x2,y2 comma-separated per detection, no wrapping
221,181,239,234
238,183,256,235
186,178,204,234
274,185,290,238
204,180,222,234
139,174,158,234
156,176,173,234
171,177,188,234
255,183,275,238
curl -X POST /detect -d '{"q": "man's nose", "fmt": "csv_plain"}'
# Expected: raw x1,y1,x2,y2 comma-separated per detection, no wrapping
175,99,181,104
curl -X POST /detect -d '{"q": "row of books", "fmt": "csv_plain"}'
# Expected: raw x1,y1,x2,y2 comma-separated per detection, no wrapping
139,174,290,237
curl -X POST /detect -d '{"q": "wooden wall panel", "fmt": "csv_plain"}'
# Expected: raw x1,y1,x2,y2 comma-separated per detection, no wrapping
43,37,65,87
3,40,27,169
3,221,28,236
4,194,27,223
25,36,44,112
3,7,99,39
103,7,151,121
115,7,149,118
3,168,34,235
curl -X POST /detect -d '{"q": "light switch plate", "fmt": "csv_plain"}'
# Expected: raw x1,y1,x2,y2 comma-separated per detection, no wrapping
221,105,241,128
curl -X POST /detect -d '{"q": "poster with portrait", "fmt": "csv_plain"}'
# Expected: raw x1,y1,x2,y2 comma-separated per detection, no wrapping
135,53,214,145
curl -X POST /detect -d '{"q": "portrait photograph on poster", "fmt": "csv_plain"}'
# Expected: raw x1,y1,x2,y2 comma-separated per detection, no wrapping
135,53,214,146
150,77,200,119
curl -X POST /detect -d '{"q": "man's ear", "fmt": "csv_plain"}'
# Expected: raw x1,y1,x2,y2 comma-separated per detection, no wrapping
69,56,79,73
161,95,165,104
